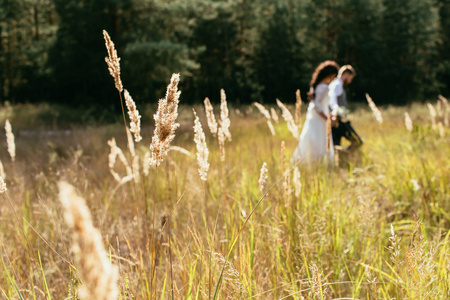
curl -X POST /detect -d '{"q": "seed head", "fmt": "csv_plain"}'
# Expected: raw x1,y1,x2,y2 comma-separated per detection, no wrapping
267,120,275,136
258,162,268,193
103,30,123,92
427,103,437,130
404,112,413,132
107,138,133,184
58,181,119,300
204,97,218,136
295,89,302,128
5,120,15,162
0,176,6,194
218,127,226,162
270,108,279,123
365,93,383,124
276,99,299,139
193,110,210,181
253,102,271,120
149,73,181,166
124,90,142,142
293,167,301,197
220,89,232,141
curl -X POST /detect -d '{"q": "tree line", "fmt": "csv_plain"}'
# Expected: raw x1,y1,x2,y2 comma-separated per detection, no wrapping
1,0,449,110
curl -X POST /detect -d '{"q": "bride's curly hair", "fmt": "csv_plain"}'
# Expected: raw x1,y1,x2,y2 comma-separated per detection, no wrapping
307,60,339,101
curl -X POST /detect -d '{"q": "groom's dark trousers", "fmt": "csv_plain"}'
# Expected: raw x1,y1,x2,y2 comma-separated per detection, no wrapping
332,120,363,151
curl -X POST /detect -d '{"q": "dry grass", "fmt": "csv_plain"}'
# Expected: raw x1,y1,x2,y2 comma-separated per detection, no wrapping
0,34,449,298
1,99,448,299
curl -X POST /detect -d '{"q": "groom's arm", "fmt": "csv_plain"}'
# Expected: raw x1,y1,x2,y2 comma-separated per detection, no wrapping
328,82,343,110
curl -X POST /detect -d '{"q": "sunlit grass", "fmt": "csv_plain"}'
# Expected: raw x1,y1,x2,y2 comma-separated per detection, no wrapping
0,101,448,299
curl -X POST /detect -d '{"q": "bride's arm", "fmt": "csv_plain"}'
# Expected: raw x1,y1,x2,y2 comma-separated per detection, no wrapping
313,85,328,120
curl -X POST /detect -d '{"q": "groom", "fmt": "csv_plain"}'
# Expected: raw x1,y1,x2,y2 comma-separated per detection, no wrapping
328,65,363,151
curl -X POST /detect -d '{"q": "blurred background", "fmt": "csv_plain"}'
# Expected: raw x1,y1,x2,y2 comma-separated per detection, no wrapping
1,0,449,112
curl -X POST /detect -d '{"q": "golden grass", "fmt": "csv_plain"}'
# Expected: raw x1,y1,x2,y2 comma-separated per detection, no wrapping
0,100,448,299
58,181,119,300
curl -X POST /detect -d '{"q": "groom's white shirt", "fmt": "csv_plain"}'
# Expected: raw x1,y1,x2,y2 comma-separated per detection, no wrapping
328,78,344,110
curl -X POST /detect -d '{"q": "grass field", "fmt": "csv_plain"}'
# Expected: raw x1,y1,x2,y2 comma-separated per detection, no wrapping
0,98,449,299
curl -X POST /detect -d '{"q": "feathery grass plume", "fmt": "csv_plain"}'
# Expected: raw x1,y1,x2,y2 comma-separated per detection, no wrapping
0,176,6,193
125,127,140,183
132,156,140,183
126,127,136,157
365,93,383,124
4,120,15,162
143,151,150,176
404,218,438,298
388,224,401,265
220,89,232,141
218,127,226,162
253,102,271,120
284,167,290,205
193,110,210,181
309,261,329,299
427,103,437,130
276,98,299,139
258,162,268,193
209,251,248,299
326,115,331,152
295,89,302,128
103,30,123,92
253,102,275,135
405,112,413,132
124,90,142,142
267,120,275,136
438,122,445,138
204,97,218,136
437,99,443,117
281,141,290,204
149,73,181,166
58,181,119,300
0,159,5,179
169,146,191,157
364,265,378,296
270,107,279,123
293,166,301,197
107,138,133,184
438,95,449,126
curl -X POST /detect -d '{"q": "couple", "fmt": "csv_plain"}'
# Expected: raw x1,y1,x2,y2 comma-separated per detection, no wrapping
292,61,362,164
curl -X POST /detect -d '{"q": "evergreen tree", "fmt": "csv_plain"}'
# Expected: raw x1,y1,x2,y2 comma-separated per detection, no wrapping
47,0,124,108
0,0,56,102
255,3,305,103
1,0,447,106
334,0,384,102
437,0,450,96
380,0,440,102
120,0,203,104
188,1,242,102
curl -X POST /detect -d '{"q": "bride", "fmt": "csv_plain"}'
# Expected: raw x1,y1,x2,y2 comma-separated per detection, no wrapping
292,61,339,164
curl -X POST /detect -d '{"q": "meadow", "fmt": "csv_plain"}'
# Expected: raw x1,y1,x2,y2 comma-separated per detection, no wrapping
0,89,449,299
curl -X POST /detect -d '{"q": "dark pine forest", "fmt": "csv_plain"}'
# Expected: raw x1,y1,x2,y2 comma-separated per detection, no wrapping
1,0,450,110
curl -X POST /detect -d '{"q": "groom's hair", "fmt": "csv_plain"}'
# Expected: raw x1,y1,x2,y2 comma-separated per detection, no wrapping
338,65,356,77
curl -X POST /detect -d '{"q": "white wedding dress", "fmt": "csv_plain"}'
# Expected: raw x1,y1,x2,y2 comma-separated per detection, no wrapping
292,83,334,164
